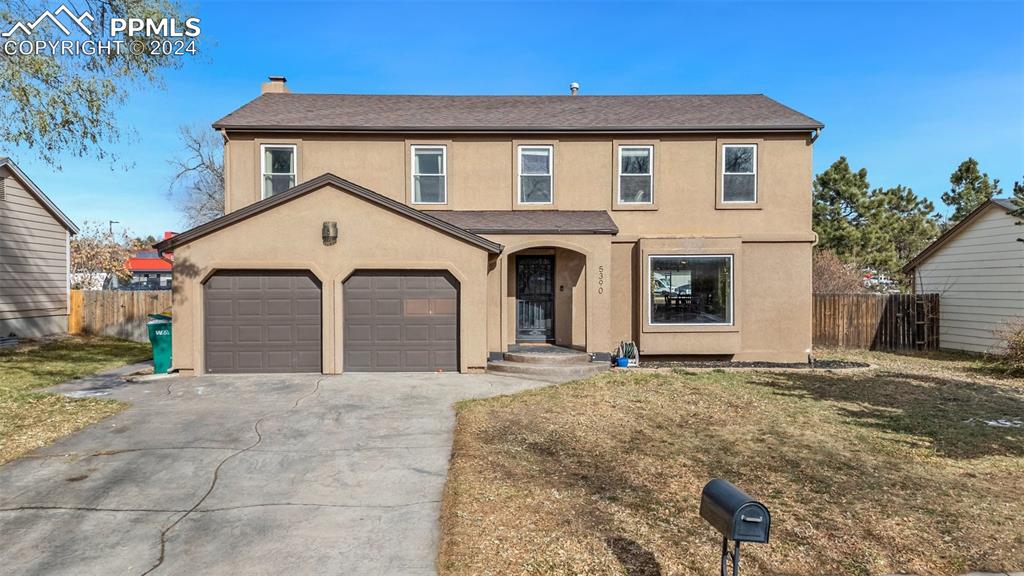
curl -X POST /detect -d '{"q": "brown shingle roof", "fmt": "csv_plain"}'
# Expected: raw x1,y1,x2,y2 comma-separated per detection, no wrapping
431,210,618,235
213,94,822,133
155,174,502,254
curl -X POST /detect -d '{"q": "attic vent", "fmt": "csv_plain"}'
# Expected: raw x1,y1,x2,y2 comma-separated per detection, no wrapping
0,177,5,201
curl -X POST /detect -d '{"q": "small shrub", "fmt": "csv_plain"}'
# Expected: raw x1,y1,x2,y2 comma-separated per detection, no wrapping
998,319,1024,375
813,249,868,294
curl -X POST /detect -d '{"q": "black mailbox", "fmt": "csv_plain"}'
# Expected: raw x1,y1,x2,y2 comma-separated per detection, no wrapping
699,479,771,576
700,479,771,543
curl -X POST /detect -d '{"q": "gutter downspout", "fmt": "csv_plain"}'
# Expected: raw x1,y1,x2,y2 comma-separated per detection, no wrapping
809,128,822,144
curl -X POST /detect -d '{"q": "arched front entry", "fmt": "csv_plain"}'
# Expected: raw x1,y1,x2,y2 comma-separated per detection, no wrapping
506,246,587,350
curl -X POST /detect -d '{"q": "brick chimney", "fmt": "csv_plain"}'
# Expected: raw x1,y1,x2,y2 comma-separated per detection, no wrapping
262,75,289,94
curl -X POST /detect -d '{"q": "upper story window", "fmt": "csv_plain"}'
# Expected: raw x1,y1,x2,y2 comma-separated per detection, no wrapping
412,145,447,204
619,145,653,204
722,144,757,203
261,144,297,198
518,145,553,204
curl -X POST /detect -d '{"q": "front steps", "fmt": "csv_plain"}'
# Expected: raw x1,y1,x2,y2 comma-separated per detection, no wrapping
487,346,609,380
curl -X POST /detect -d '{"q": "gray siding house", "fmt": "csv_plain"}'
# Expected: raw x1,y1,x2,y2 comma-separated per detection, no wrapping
903,199,1023,353
0,158,79,338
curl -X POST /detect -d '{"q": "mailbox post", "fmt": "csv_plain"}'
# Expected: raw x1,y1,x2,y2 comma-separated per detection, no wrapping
699,479,771,576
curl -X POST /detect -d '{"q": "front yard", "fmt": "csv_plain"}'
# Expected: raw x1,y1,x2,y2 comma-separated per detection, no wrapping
0,336,151,464
440,351,1024,575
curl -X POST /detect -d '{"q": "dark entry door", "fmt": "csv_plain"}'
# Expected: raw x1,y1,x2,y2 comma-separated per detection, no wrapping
343,271,459,372
516,256,555,342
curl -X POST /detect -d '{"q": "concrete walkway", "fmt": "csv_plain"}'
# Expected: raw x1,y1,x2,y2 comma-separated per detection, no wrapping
0,370,550,576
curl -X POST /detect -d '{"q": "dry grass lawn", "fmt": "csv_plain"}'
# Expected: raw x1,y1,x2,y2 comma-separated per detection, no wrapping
0,336,151,464
440,351,1024,576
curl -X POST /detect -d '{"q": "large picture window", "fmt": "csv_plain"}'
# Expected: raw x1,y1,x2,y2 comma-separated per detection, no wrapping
412,145,447,204
518,145,553,204
261,144,297,198
722,144,756,203
619,145,653,203
649,255,732,325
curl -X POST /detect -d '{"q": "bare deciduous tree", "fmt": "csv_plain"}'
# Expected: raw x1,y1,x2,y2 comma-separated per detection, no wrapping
812,249,867,294
70,221,147,289
168,125,224,227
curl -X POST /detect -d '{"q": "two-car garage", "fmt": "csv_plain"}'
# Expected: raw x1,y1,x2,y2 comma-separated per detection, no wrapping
203,270,458,374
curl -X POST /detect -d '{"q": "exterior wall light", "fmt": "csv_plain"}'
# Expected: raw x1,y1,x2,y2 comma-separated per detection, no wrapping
322,221,338,246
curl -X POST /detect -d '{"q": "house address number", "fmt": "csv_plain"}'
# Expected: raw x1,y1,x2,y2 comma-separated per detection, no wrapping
597,265,605,295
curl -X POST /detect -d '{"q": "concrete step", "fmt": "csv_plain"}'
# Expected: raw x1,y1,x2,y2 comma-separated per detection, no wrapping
486,360,609,378
503,351,593,365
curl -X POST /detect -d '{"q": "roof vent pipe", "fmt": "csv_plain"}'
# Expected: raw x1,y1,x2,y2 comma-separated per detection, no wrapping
569,81,580,96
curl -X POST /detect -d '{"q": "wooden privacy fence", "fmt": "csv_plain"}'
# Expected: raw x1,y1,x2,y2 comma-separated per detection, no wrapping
69,290,172,342
813,293,940,351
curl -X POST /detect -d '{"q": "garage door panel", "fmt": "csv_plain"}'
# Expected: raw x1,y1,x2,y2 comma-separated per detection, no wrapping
266,325,294,343
265,299,293,316
204,271,322,373
343,271,458,372
237,325,262,343
376,324,402,342
405,324,430,342
433,323,457,342
434,350,457,368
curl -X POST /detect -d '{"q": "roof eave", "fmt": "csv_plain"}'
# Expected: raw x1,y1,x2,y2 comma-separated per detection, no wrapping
901,199,1014,273
154,174,503,255
0,158,80,234
211,124,824,134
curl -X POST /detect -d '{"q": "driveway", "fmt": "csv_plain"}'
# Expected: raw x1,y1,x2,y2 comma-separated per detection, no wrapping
0,371,549,576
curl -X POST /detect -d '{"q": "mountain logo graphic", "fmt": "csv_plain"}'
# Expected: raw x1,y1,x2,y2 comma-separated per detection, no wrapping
1,4,94,38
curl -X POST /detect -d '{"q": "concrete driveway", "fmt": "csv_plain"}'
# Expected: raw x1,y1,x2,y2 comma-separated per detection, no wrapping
0,370,549,576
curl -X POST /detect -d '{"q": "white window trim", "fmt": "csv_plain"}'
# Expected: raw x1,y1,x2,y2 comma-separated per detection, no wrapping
517,145,554,205
260,144,298,199
647,254,734,326
721,144,757,204
618,145,654,204
411,145,448,205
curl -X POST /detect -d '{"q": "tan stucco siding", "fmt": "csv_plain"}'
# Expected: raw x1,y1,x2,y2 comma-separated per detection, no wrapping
735,241,812,362
0,166,69,325
914,207,1023,353
170,183,491,374
209,131,816,363
224,133,814,241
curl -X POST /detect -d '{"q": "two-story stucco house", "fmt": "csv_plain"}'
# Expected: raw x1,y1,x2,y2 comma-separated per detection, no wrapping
155,77,823,375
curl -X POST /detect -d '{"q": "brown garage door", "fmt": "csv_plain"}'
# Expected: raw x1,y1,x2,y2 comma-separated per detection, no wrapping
204,271,322,373
343,271,458,372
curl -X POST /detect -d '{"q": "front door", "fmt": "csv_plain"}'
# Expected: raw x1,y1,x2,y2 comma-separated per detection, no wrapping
516,256,555,342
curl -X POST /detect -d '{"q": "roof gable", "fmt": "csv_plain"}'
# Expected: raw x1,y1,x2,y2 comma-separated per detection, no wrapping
154,174,503,254
213,93,823,133
0,157,79,234
902,199,1018,272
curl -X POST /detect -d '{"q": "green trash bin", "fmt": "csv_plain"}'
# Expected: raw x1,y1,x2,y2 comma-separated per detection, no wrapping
147,314,172,374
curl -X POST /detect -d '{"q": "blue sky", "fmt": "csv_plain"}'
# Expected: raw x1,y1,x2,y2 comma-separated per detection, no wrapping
7,0,1024,237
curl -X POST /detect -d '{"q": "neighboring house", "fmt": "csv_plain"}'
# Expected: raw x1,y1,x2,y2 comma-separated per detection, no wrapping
155,76,823,375
124,232,176,290
0,158,79,337
903,199,1023,354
